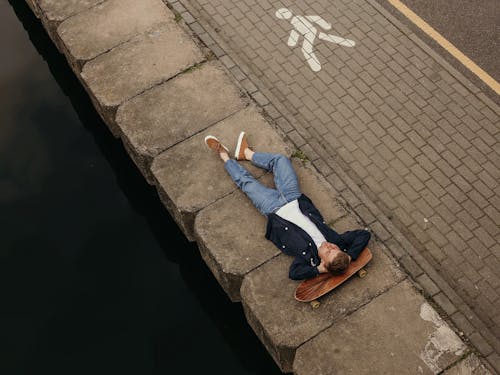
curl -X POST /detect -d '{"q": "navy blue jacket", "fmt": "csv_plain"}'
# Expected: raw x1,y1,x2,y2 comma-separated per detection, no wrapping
265,194,371,280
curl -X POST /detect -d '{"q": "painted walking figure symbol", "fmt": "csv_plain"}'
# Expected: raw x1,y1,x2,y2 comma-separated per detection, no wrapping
275,8,355,72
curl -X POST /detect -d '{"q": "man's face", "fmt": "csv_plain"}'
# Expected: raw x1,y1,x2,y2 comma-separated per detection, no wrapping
318,242,342,263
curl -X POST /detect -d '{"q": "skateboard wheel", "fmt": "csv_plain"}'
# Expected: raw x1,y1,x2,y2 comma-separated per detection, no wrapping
358,269,367,278
310,300,320,309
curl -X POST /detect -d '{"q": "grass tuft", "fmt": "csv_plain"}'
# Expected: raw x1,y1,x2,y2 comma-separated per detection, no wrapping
291,149,309,162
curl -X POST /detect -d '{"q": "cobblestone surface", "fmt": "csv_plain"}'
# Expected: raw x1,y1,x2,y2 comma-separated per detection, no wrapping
171,0,500,371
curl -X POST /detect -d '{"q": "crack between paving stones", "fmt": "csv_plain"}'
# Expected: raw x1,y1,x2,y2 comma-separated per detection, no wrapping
296,278,408,354
191,169,273,228
146,104,249,162
38,0,108,25
74,19,182,71
108,58,208,111
436,354,470,375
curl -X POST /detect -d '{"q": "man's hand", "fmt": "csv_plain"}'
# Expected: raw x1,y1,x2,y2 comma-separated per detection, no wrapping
317,261,328,274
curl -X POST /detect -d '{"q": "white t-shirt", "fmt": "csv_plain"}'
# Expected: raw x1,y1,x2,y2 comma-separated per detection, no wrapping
275,199,326,249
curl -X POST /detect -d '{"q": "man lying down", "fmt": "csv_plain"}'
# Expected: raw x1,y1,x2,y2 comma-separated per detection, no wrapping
205,131,371,280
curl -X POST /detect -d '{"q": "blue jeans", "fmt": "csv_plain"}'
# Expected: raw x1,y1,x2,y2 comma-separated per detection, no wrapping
224,153,301,216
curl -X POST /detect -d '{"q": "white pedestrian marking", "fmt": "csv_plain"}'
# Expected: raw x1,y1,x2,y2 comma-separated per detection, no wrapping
275,8,355,72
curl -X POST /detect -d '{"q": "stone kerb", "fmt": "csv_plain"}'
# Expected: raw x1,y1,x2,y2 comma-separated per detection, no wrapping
194,160,349,302
240,218,405,370
194,173,279,302
116,61,247,184
38,0,104,23
293,281,468,375
150,106,290,241
81,20,204,137
25,0,41,18
57,0,171,71
34,0,104,53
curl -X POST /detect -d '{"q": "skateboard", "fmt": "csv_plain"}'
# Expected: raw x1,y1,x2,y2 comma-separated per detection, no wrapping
294,248,372,308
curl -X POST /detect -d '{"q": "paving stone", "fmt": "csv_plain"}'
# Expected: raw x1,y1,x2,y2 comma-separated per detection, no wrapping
444,354,492,374
399,254,424,278
417,273,440,297
331,214,361,233
486,352,500,374
469,332,494,356
193,178,277,302
194,160,348,301
354,204,377,225
240,242,404,372
451,312,476,337
370,220,392,241
434,292,458,316
150,106,290,240
294,281,467,375
57,0,171,67
115,62,245,181
81,21,204,125
30,1,106,54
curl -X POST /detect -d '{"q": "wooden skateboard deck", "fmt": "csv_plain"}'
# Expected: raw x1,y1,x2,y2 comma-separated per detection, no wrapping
294,248,372,303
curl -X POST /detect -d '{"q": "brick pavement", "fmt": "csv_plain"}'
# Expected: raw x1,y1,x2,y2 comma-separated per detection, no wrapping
167,0,500,371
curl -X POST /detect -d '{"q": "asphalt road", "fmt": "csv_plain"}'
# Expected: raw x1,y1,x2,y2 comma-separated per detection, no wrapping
376,0,500,102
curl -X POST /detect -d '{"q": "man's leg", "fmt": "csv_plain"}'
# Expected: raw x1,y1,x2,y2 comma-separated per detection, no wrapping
235,132,301,203
250,152,302,203
224,160,285,216
206,135,283,216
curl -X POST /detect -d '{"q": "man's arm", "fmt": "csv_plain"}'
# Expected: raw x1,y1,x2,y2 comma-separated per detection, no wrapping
289,257,320,280
340,230,371,261
317,261,328,274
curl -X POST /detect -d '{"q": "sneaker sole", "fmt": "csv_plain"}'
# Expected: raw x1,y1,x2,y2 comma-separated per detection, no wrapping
204,135,229,152
234,131,245,159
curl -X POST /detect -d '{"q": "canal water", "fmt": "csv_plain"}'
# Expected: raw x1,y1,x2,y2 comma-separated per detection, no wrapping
0,1,280,374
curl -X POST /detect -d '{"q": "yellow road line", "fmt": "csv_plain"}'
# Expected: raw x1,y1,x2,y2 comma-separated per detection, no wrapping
388,0,500,96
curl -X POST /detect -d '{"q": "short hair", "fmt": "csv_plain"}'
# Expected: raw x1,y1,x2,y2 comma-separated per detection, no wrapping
326,251,350,275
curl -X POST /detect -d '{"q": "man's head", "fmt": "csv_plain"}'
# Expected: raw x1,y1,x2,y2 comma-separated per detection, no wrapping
318,242,350,275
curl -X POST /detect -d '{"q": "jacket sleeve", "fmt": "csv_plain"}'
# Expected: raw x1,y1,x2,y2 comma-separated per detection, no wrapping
300,194,325,222
340,230,371,260
289,257,320,280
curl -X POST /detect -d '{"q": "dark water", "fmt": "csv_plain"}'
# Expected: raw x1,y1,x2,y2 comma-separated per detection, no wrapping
0,1,280,374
